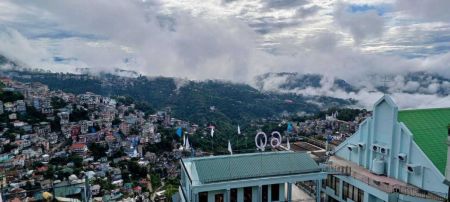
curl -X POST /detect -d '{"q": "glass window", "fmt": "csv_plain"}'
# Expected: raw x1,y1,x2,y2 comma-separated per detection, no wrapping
230,189,237,202
271,184,280,201
343,182,349,199
199,192,208,202
244,187,252,202
215,193,224,202
262,185,268,202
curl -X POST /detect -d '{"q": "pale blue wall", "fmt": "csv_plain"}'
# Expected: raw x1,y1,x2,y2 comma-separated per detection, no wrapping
333,95,447,196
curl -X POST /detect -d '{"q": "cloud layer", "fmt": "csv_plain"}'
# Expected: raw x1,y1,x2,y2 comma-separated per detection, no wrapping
0,0,450,108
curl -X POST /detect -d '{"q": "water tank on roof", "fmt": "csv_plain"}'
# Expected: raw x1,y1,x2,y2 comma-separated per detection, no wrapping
372,158,385,175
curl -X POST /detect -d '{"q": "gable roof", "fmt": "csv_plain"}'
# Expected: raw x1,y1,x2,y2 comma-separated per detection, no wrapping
398,108,450,174
185,152,320,184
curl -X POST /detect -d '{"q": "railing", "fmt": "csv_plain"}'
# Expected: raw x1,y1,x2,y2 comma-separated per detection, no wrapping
320,163,351,176
351,171,446,201
1,181,87,202
321,161,446,201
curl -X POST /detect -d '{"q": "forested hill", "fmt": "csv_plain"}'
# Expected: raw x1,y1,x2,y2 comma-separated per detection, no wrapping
0,70,352,124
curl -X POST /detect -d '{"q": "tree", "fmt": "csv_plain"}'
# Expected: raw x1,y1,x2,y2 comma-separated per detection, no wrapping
88,143,108,160
69,155,83,168
0,90,24,102
51,97,68,109
69,106,89,122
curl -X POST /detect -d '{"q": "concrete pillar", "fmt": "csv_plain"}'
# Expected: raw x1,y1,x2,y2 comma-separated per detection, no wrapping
279,183,285,202
258,185,262,202
315,180,321,202
252,187,258,202
287,183,292,202
226,189,230,202
237,188,244,202
193,193,198,202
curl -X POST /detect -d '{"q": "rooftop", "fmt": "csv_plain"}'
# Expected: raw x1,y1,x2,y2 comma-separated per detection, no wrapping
328,156,446,201
182,151,320,184
398,108,450,174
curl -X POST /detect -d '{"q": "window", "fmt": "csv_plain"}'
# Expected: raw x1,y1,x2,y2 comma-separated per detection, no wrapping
271,184,280,201
215,193,224,202
230,189,237,202
326,175,340,194
262,185,268,202
199,192,208,202
244,187,253,202
343,182,364,202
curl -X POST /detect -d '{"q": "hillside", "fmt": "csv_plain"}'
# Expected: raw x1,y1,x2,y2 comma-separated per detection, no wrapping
0,70,352,125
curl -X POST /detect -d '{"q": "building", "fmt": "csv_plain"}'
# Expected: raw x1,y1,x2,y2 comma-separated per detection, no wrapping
179,151,326,202
14,100,26,113
0,100,4,115
323,95,449,202
70,143,88,155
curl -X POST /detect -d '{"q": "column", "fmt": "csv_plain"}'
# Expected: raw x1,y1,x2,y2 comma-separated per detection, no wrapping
258,185,262,202
193,193,198,202
237,188,244,202
287,183,292,202
315,180,321,202
226,189,230,202
279,183,285,202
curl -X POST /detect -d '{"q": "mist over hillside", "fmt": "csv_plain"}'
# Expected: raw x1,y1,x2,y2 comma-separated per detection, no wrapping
255,72,450,109
0,68,352,124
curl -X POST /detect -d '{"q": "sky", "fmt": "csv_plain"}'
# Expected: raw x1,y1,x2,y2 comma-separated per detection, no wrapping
0,0,449,108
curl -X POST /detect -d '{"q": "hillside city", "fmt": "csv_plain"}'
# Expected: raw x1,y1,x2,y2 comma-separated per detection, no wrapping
0,77,370,202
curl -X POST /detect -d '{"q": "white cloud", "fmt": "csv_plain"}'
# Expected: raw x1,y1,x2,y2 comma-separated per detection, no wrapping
0,0,449,109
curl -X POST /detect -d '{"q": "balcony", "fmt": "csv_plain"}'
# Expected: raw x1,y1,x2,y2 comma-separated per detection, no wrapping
321,156,446,201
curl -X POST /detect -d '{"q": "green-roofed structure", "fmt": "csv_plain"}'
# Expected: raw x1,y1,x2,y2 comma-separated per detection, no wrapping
327,95,450,202
398,108,450,174
179,151,326,202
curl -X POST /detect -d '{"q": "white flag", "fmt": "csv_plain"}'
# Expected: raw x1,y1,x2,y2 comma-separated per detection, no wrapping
259,138,265,151
237,125,241,135
210,127,214,137
185,138,190,150
287,138,291,150
228,140,233,155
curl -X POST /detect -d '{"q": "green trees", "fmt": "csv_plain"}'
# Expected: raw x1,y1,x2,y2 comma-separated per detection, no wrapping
0,90,24,103
51,97,68,109
69,106,89,122
88,143,108,160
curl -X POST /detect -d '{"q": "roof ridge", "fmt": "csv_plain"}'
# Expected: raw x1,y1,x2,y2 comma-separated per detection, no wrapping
400,107,450,112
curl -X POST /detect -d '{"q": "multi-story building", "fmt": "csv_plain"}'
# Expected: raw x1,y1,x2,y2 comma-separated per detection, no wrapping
33,122,51,137
179,152,326,202
15,100,26,113
322,95,449,202
0,100,3,115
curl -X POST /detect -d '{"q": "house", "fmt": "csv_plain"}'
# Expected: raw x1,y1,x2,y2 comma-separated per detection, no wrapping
322,95,449,202
69,143,88,155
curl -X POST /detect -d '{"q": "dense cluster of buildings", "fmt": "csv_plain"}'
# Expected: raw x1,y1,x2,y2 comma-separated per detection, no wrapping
0,78,198,201
1,75,449,202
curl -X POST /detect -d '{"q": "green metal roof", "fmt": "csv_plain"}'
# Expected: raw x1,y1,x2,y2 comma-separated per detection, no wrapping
189,152,320,184
398,108,450,174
